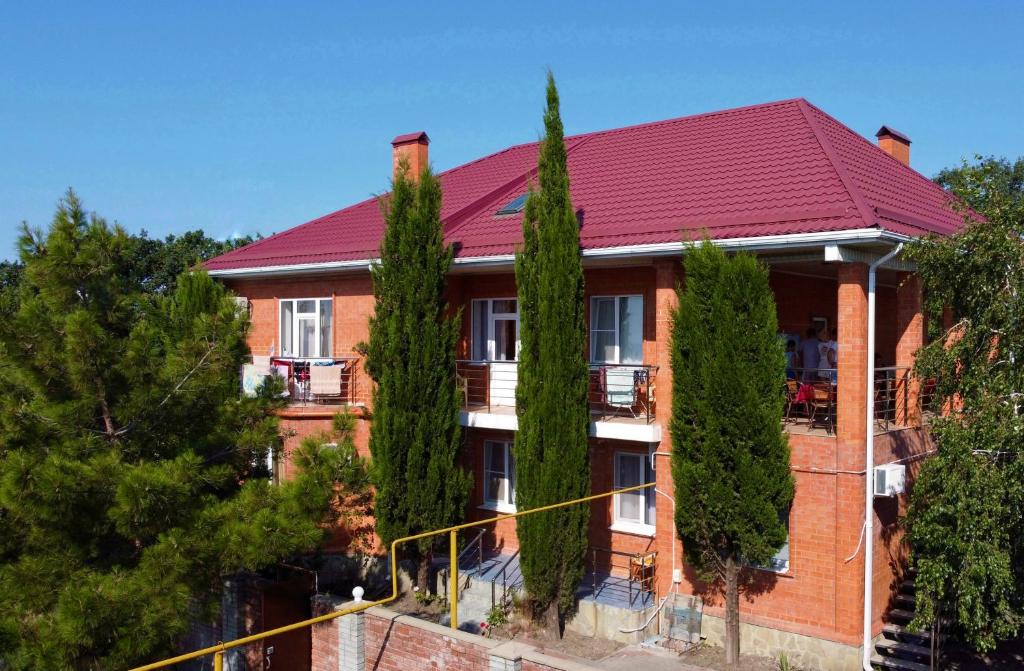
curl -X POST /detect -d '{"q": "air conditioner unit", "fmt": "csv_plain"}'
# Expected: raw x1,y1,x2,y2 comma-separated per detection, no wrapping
873,463,906,497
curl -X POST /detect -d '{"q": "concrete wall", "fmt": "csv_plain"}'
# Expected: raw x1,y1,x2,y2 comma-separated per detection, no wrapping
700,614,862,671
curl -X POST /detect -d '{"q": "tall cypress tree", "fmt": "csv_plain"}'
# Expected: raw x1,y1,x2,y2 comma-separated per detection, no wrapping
366,161,470,591
514,73,591,635
671,241,794,665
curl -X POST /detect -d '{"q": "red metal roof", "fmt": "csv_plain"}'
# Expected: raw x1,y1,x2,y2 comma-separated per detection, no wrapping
205,98,965,272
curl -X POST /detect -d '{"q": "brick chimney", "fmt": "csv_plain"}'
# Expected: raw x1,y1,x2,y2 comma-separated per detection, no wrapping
875,126,911,166
391,131,429,181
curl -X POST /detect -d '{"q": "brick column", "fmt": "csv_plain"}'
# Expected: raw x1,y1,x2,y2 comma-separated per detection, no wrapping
836,263,868,470
834,263,871,641
653,258,681,597
895,274,923,426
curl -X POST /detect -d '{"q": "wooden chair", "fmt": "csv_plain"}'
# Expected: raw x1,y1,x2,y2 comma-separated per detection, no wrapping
784,379,801,423
456,373,470,409
629,551,657,593
807,383,836,434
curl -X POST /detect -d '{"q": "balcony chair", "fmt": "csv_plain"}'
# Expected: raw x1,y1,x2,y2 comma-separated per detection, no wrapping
784,379,802,423
456,372,470,409
807,382,836,435
602,366,638,418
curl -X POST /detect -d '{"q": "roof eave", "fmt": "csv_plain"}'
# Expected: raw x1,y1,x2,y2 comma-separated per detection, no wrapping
207,228,910,279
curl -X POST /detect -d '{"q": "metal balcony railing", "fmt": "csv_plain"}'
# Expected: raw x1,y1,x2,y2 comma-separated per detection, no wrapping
241,356,361,406
455,360,659,424
587,363,658,424
785,366,927,434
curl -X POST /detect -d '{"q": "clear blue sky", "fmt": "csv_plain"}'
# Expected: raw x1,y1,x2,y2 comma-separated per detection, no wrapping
2,2,1022,261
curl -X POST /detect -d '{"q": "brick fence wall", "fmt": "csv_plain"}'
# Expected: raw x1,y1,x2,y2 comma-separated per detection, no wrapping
312,604,603,671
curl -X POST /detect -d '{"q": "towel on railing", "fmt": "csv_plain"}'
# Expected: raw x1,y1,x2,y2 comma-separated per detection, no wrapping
242,363,291,397
309,363,342,396
604,367,636,408
241,364,271,396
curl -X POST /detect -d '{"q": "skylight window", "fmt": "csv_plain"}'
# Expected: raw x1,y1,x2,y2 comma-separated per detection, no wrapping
495,194,528,215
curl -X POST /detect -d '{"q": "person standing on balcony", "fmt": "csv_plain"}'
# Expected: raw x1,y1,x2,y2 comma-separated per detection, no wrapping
799,327,820,381
818,327,838,384
784,339,798,379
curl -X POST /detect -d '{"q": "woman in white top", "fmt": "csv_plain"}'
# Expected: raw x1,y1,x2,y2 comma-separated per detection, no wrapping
818,328,838,384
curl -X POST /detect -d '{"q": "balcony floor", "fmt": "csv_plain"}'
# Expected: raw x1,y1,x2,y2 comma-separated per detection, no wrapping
464,402,654,426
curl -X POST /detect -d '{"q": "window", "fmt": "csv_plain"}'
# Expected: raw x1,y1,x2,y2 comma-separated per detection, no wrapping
496,194,527,215
613,451,655,534
279,298,333,358
590,296,643,364
765,510,791,572
471,299,519,362
484,441,515,511
750,508,791,573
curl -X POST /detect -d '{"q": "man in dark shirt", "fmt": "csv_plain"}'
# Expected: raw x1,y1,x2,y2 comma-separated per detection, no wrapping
799,327,821,381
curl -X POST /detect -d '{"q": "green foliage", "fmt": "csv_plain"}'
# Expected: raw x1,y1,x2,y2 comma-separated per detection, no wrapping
0,222,253,322
0,260,23,318
365,161,470,583
0,190,354,670
776,651,799,671
670,241,793,658
129,229,260,295
934,155,1024,219
514,72,591,627
486,602,509,629
906,156,1024,651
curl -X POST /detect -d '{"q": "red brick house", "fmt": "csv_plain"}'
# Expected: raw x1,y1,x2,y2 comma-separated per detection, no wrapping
206,99,959,669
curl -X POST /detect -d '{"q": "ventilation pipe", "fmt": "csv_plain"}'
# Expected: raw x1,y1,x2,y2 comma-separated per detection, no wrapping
863,242,903,671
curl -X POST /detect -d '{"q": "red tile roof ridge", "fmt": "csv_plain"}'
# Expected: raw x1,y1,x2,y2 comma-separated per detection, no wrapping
796,99,878,230
800,98,969,227
561,97,808,144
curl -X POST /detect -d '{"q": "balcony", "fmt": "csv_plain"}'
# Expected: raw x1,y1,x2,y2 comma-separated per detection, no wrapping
241,356,363,412
783,367,924,437
455,361,660,442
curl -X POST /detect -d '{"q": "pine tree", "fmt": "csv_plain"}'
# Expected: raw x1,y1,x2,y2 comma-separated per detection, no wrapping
670,241,794,665
366,161,470,591
514,73,591,635
0,191,362,670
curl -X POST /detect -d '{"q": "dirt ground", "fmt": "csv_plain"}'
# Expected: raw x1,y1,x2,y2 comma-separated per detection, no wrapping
597,643,778,671
513,629,625,661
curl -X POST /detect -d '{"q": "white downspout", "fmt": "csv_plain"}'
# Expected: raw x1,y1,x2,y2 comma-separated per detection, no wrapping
862,243,903,671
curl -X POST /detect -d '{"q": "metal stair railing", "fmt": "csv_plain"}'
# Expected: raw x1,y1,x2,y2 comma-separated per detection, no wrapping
440,528,487,599
491,549,521,610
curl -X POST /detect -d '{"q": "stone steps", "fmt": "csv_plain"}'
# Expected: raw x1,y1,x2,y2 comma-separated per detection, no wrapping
871,654,931,671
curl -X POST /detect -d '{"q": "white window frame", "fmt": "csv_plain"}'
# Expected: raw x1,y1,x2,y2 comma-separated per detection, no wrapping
482,440,516,513
611,450,656,536
471,298,520,362
279,298,333,359
590,295,643,364
752,508,791,574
